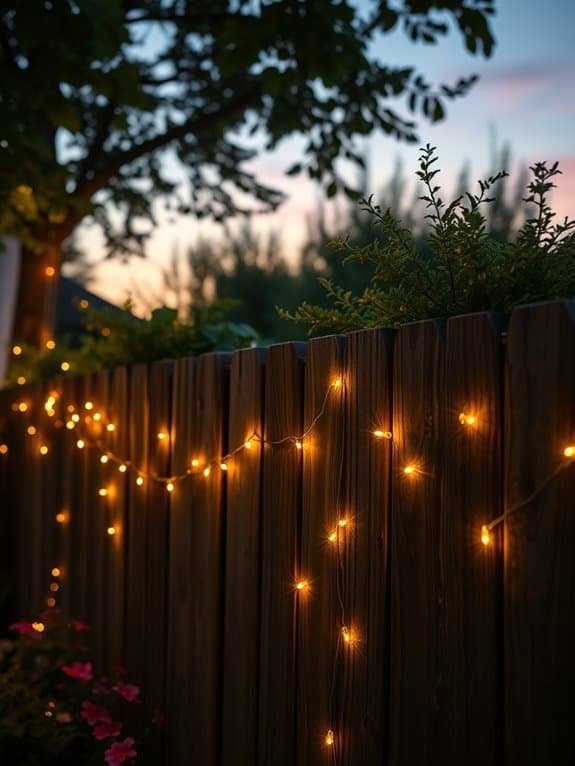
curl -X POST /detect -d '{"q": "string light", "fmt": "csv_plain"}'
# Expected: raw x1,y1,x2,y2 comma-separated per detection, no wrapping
76,439,85,449
107,526,116,536
71,413,80,423
244,439,253,450
157,431,168,441
51,567,61,577
118,464,127,473
12,345,22,356
18,402,28,413
0,444,8,455
403,464,417,476
166,482,175,493
106,423,115,432
45,266,55,278
17,376,26,385
55,510,69,524
84,401,93,411
27,426,36,436
136,476,144,486
45,339,56,350
46,597,56,608
32,622,45,633
373,429,393,440
66,420,75,430
203,466,211,477
220,462,228,471
39,445,49,456
328,530,337,544
331,377,343,390
481,525,491,546
295,439,303,450
295,579,309,593
564,445,575,458
100,455,109,464
93,412,102,422
459,412,476,427
191,458,200,468
49,582,59,593
60,361,70,372
325,730,334,747
98,488,108,497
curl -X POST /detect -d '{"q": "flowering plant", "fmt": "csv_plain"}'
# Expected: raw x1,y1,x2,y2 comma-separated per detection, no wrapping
0,610,156,765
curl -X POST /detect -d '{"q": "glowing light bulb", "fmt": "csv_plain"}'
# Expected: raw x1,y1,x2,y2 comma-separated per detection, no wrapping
481,524,491,546
325,730,334,747
166,482,175,493
46,597,56,608
0,444,8,455
18,402,28,413
338,518,348,528
45,266,55,278
100,455,109,464
71,413,80,423
295,579,309,592
403,464,416,476
203,466,211,477
17,376,26,385
45,339,56,350
244,439,253,450
220,462,228,471
27,426,36,435
107,526,116,536
331,377,343,390
118,464,127,473
157,431,168,441
79,299,89,310
51,567,60,577
12,345,22,356
328,530,337,543
295,439,303,450
66,420,75,430
564,445,575,458
459,412,477,427
373,429,393,440
191,458,200,468
106,423,115,432
39,445,49,456
32,622,45,632
136,476,144,486
84,401,93,411
49,582,59,592
60,361,70,372
76,439,85,449
55,511,69,524
98,488,108,497
92,412,102,422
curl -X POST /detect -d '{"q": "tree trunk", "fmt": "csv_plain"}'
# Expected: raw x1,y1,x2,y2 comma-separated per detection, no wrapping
12,239,63,350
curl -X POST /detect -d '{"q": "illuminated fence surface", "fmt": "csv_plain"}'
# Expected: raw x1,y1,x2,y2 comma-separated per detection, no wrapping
1,299,575,766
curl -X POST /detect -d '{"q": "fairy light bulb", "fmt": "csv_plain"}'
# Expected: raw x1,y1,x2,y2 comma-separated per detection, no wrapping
49,582,59,592
17,375,26,385
157,431,168,441
60,361,70,372
325,730,334,746
295,439,303,450
220,462,228,471
136,476,144,487
0,444,8,455
66,420,75,430
32,622,45,633
166,482,175,493
39,445,49,456
12,345,22,356
106,423,115,432
244,439,253,450
338,518,348,528
100,455,109,464
203,466,211,477
563,445,575,458
328,530,337,544
55,510,69,524
46,339,56,350
27,426,36,436
373,429,392,440
459,412,477,427
98,488,108,497
76,439,85,449
107,526,116,536
46,597,56,608
331,377,343,391
191,458,200,468
45,266,55,278
295,579,309,593
341,625,351,644
18,402,28,413
118,464,127,473
71,413,80,423
481,524,491,546
84,401,93,411
51,567,60,577
92,412,102,422
403,464,416,476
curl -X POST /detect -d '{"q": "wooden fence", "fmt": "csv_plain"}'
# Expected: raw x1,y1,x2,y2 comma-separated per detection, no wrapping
1,299,575,765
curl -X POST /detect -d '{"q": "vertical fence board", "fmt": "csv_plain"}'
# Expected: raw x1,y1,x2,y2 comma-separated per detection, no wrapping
0,390,17,624
504,301,575,765
258,342,306,766
339,328,394,764
389,320,444,766
441,313,504,764
221,348,266,766
57,376,77,615
165,353,230,765
296,335,345,765
105,366,129,669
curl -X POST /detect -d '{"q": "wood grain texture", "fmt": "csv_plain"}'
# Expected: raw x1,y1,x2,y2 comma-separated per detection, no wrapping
57,375,78,615
105,366,129,669
338,328,394,764
221,347,266,766
258,341,306,766
504,300,575,765
165,353,230,766
441,312,504,764
389,320,444,766
296,334,345,766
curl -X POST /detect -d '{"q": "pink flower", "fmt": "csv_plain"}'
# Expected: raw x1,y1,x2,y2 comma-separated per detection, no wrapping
71,618,90,632
9,621,35,636
113,681,140,702
93,720,122,740
81,700,111,726
61,661,93,681
104,737,137,766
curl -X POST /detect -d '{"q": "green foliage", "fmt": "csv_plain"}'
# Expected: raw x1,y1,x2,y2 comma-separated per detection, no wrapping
0,611,151,765
0,1,496,253
280,146,575,334
6,300,258,386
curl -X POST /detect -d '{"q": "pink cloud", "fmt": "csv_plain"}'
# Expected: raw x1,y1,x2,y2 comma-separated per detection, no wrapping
478,62,574,110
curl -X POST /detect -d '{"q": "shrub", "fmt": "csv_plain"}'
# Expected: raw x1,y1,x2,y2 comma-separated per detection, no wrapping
280,145,575,334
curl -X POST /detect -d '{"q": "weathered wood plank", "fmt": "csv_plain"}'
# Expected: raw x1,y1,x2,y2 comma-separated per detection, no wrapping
257,341,306,766
338,328,394,764
221,347,266,766
389,320,444,766
504,300,575,765
296,335,346,765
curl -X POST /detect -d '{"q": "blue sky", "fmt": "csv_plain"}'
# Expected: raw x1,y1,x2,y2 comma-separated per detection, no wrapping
87,0,575,308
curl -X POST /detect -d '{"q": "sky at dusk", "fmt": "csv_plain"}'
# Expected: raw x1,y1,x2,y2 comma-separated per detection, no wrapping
82,0,575,310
